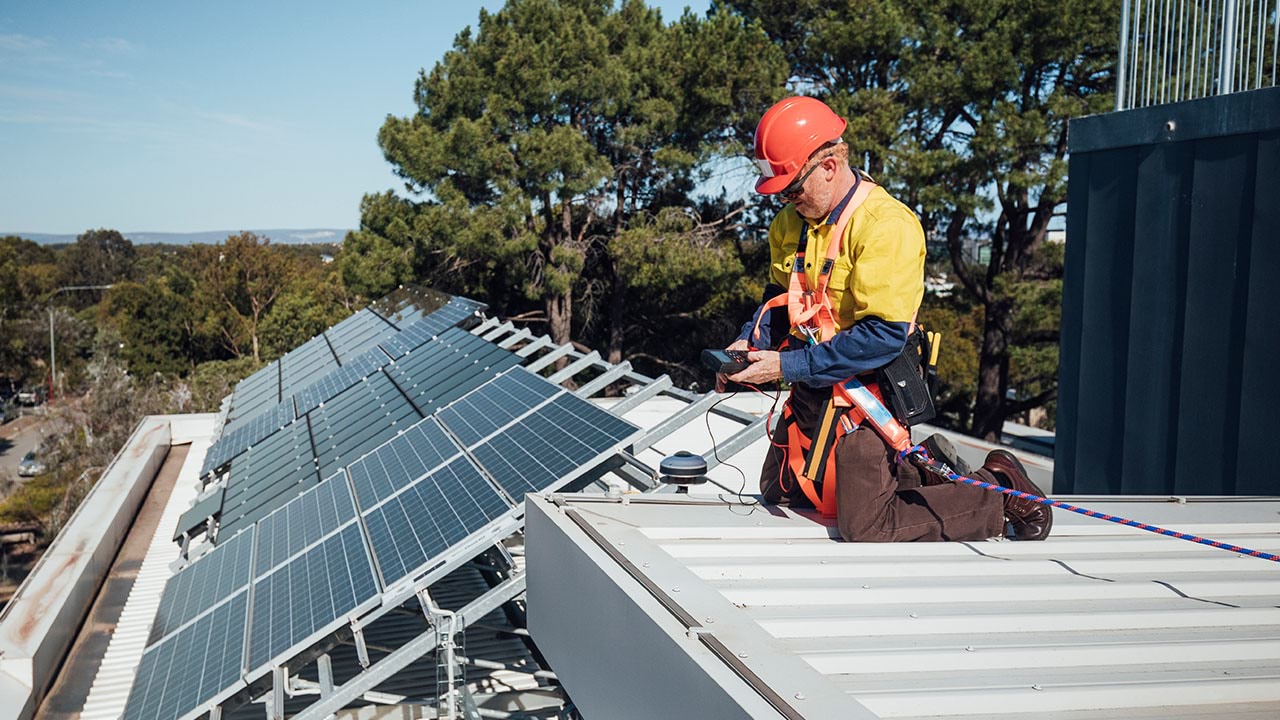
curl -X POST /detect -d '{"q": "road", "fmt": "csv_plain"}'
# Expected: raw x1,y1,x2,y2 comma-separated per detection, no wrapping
0,415,46,476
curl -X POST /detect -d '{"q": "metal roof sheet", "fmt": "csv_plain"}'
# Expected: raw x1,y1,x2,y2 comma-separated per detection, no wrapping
527,493,1280,719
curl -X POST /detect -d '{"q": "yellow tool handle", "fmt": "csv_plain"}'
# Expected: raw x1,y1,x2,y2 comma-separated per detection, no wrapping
929,332,942,366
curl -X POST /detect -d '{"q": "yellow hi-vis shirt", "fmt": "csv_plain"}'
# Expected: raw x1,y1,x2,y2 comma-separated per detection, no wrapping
766,184,926,385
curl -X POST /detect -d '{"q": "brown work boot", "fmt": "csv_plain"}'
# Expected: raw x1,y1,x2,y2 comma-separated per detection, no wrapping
982,450,1052,541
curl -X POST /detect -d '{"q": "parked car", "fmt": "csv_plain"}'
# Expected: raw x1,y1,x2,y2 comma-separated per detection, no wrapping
17,450,47,477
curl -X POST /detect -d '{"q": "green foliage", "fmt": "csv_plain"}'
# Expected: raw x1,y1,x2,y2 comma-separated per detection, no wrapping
101,277,195,376
730,0,1112,437
60,228,136,293
0,236,57,307
261,282,350,359
358,0,786,355
194,232,293,363
186,357,259,412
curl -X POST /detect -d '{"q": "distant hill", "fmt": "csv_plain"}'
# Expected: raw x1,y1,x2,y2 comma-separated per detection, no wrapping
5,228,352,246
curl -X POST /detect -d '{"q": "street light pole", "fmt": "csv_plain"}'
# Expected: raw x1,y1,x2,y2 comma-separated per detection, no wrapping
48,284,114,405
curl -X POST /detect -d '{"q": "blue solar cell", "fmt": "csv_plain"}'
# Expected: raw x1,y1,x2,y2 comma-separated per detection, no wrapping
386,328,521,416
348,419,462,509
309,373,422,478
150,529,254,643
202,402,295,474
248,523,379,671
292,345,391,416
324,309,397,362
436,368,561,447
218,420,318,536
255,474,358,577
468,392,640,499
123,590,248,720
362,456,512,584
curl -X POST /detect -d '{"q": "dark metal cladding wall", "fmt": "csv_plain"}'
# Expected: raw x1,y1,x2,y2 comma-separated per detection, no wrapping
1058,86,1280,495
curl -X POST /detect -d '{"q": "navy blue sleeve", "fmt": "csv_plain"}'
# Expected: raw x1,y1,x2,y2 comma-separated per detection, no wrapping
736,304,771,347
778,316,909,386
735,283,789,350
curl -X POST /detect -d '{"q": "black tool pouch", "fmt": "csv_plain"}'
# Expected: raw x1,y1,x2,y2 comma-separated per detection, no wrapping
877,329,936,426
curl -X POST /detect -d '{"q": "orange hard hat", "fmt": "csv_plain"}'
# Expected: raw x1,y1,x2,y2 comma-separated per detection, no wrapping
753,96,847,195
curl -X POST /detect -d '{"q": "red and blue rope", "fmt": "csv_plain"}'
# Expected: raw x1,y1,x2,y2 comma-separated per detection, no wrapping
900,445,1280,563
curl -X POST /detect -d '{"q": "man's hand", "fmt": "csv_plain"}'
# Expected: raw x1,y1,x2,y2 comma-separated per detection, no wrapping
715,339,752,392
728,350,782,386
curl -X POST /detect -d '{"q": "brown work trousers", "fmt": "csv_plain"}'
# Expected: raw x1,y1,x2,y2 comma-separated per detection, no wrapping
760,383,1004,542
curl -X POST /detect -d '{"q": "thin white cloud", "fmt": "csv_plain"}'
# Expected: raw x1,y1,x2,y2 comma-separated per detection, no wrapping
291,231,337,240
200,111,272,132
0,33,47,51
84,37,137,54
88,68,132,80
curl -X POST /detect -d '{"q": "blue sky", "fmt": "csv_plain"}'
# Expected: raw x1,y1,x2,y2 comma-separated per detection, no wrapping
1,1,710,234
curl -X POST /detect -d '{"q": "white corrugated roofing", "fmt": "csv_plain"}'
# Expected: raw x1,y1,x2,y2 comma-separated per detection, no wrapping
527,492,1280,719
79,418,214,720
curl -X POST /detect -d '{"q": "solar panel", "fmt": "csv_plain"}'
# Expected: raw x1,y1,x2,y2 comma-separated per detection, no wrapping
218,420,318,538
347,419,462,510
361,455,513,585
202,402,295,475
324,309,396,362
254,474,358,577
435,367,561,447
308,373,422,478
248,522,379,671
173,486,226,541
217,290,482,429
223,360,281,429
385,328,521,416
391,299,482,350
122,590,248,720
292,345,391,416
149,529,254,643
468,392,640,499
369,286,455,327
279,336,340,396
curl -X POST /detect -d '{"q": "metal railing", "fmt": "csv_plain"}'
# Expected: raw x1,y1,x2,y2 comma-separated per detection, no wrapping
1118,0,1279,110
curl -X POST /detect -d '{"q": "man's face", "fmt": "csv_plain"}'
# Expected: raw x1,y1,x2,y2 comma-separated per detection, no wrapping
781,154,837,220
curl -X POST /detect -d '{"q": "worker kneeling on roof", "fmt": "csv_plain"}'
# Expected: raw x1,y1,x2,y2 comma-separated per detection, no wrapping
722,96,1052,543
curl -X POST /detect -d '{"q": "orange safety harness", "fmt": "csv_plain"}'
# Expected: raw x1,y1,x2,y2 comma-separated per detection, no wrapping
750,176,917,517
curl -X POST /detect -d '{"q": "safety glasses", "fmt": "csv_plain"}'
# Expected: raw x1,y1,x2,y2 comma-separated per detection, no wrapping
779,151,834,200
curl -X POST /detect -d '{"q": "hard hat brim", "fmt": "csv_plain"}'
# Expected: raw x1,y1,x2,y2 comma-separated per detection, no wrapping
755,172,795,195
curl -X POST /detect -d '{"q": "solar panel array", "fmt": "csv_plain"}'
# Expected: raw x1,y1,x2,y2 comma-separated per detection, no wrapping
202,291,484,477
207,328,517,541
126,365,642,720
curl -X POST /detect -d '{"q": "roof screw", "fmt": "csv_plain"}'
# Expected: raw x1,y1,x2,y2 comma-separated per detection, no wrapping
1165,120,1176,132
738,651,749,658
965,646,975,652
618,541,625,546
819,560,827,564
909,612,918,618
861,584,870,589
785,540,792,545
672,587,681,593
642,562,650,567
1032,684,1043,691
794,692,806,700
705,617,715,624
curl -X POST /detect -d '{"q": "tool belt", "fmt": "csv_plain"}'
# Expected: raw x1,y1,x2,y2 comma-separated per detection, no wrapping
876,327,936,427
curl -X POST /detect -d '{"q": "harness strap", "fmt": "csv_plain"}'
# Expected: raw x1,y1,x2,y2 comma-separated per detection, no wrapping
781,380,883,519
752,178,875,346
